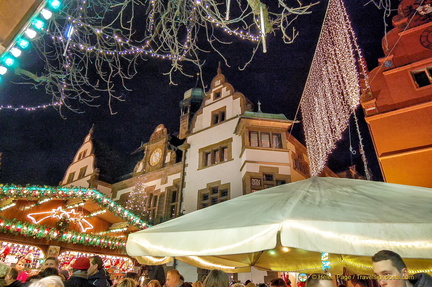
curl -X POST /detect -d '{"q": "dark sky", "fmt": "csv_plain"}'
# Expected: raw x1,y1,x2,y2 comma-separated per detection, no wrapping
0,1,396,185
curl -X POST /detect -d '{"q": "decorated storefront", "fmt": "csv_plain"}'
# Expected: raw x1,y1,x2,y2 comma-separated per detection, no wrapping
0,185,147,275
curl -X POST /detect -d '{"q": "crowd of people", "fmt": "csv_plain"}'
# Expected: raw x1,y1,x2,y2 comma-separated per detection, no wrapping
0,250,430,287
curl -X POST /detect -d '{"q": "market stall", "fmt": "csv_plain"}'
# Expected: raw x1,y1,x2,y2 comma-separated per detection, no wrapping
0,184,147,276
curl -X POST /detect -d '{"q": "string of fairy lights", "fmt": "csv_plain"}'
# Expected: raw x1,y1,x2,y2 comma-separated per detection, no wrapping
300,0,371,178
0,0,317,112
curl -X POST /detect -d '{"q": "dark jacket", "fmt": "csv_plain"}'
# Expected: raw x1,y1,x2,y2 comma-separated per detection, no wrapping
5,280,23,287
88,268,111,287
65,272,96,287
410,273,432,287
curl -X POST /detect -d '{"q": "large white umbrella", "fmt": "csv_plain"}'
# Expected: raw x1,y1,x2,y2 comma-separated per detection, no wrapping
126,177,432,274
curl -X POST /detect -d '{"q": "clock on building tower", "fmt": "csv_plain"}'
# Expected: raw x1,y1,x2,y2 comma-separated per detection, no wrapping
149,148,163,166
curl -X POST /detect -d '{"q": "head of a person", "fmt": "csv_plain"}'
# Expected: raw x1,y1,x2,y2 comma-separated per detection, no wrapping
28,275,64,287
305,274,333,287
166,270,181,287
88,256,104,276
5,268,19,284
117,278,138,287
147,279,162,287
372,250,408,287
203,269,229,287
126,272,138,280
270,279,287,287
245,282,256,287
42,257,59,271
15,258,26,271
71,257,90,273
192,281,203,287
40,267,59,278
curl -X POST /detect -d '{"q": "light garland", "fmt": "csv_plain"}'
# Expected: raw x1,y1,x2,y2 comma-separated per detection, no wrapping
300,0,371,177
188,256,237,270
0,217,126,250
58,250,134,272
27,207,94,232
5,0,318,112
126,176,149,218
0,184,148,229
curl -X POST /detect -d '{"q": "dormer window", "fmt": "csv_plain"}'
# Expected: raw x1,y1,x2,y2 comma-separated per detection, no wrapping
214,91,221,100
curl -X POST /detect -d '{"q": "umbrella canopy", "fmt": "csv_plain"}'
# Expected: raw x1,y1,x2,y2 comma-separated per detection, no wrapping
126,177,432,274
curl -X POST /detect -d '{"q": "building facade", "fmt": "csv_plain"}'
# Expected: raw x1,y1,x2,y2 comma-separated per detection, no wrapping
360,0,432,188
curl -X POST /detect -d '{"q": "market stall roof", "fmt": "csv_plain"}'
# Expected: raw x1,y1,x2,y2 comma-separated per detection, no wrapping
127,176,432,274
0,185,147,255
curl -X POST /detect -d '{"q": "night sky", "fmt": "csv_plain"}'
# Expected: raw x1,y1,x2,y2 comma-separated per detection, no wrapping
0,1,395,185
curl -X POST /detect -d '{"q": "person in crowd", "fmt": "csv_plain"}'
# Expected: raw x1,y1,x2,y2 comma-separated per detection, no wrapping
166,270,183,287
372,250,432,287
231,283,244,287
88,256,111,287
41,258,59,271
117,278,138,287
305,274,333,287
5,267,22,287
202,270,229,287
147,279,162,287
192,281,203,287
141,279,150,287
28,276,64,287
0,263,11,287
39,268,59,278
64,257,95,287
245,282,251,286
245,282,256,287
270,279,287,287
15,258,29,283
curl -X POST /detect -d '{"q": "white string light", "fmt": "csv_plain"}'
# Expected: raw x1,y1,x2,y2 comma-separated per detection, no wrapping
300,0,370,176
9,0,317,112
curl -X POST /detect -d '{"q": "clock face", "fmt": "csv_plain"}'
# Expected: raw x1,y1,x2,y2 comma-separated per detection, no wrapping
420,27,432,49
149,148,162,166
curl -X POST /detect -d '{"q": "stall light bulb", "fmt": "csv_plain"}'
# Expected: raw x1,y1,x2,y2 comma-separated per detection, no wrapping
40,9,53,20
33,19,45,30
10,47,22,58
17,38,30,49
0,66,7,75
3,56,15,67
25,28,37,39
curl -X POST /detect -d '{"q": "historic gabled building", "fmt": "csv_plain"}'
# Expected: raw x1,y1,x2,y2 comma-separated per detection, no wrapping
61,67,337,224
360,0,432,188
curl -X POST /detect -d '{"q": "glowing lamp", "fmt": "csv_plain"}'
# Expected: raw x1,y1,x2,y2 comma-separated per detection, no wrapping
0,66,7,75
40,9,53,20
10,47,22,58
48,0,61,10
17,38,30,49
25,28,37,39
3,56,15,67
32,19,46,30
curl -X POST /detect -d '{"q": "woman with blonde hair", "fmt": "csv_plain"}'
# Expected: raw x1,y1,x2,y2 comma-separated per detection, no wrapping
203,270,229,287
118,278,139,287
29,276,64,287
147,279,162,287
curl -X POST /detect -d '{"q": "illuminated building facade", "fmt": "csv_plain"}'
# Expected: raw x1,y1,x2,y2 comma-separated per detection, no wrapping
360,0,432,188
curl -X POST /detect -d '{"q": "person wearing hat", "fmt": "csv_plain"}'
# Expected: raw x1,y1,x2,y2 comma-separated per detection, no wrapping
64,257,95,287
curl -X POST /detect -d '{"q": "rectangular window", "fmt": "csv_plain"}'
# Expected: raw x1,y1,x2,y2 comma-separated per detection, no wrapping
251,178,261,186
78,166,87,179
250,131,259,147
199,139,232,169
67,172,75,183
198,184,230,209
214,91,221,99
222,147,228,161
171,190,177,203
211,107,227,125
205,152,211,166
412,70,431,87
272,134,282,148
213,150,220,164
264,174,274,181
261,133,271,147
